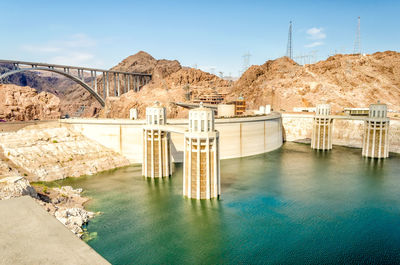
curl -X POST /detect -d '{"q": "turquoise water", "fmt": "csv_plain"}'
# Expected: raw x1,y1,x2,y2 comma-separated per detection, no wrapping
57,143,400,264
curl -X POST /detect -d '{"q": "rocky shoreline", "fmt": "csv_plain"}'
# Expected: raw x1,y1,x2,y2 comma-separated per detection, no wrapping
0,122,132,239
0,176,95,238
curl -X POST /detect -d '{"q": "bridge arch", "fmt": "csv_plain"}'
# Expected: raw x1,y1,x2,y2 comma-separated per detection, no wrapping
0,67,105,106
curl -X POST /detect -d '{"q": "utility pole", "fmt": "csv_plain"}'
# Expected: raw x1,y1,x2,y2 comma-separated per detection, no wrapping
354,16,361,54
286,21,293,59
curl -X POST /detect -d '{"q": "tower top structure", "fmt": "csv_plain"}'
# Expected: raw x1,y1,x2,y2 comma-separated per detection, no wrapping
145,101,166,125
188,102,215,133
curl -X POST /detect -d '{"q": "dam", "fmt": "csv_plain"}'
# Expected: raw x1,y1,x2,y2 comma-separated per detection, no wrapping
60,112,284,164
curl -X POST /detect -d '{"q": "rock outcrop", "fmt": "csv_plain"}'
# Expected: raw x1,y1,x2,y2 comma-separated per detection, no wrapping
0,123,130,181
99,52,231,119
0,173,94,237
34,185,95,238
0,176,38,200
0,84,61,121
111,51,182,81
229,51,400,113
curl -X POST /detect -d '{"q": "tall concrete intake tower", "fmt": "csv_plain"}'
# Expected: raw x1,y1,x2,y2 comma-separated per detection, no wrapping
311,104,333,150
142,102,172,178
183,103,221,199
362,102,390,158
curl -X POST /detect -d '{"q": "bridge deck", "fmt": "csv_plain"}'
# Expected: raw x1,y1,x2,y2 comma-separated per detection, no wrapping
0,59,151,76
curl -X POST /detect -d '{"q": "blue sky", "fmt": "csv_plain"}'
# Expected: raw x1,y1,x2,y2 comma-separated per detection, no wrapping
2,0,399,76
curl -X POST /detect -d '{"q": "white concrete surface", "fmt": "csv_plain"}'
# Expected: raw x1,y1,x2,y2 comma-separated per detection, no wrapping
61,113,283,164
0,196,110,265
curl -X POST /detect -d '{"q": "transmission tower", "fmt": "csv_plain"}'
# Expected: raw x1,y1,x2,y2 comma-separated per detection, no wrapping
286,21,293,59
241,52,251,74
353,16,361,54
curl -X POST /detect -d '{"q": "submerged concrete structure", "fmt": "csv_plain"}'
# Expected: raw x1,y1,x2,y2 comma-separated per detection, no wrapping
183,103,220,199
362,102,390,158
142,102,172,178
311,104,333,150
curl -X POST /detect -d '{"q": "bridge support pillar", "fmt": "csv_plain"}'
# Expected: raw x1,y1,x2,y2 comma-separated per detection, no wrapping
362,102,390,158
311,104,333,151
142,102,172,178
183,103,220,200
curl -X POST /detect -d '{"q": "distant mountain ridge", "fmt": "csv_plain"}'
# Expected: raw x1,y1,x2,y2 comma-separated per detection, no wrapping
229,51,400,112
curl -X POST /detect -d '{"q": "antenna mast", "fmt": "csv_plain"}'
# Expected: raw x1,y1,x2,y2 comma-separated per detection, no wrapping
354,17,361,54
286,21,293,59
241,52,251,75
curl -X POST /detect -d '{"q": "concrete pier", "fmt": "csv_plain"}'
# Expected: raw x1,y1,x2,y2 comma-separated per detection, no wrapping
0,196,109,265
142,103,172,178
183,103,220,199
362,102,390,158
311,104,333,150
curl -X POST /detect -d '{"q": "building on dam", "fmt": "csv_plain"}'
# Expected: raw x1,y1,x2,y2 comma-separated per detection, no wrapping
362,102,390,158
183,103,221,199
311,104,333,150
142,102,172,178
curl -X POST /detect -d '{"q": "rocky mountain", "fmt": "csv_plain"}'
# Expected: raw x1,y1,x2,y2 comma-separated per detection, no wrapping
0,63,99,117
99,51,231,119
0,84,60,121
0,64,75,96
2,50,399,121
229,51,400,113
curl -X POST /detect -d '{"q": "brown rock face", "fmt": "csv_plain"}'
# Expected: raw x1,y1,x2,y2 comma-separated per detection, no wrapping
0,84,61,121
111,51,182,81
100,53,231,119
229,51,400,113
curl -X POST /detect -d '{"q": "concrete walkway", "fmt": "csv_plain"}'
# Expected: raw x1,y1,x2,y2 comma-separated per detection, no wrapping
0,196,110,265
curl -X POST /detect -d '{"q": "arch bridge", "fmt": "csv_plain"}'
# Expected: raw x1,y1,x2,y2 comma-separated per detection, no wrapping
0,59,152,107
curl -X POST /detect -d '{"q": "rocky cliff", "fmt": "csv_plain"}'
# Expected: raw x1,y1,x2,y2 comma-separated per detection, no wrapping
0,84,61,121
229,51,400,112
0,123,130,181
99,51,231,119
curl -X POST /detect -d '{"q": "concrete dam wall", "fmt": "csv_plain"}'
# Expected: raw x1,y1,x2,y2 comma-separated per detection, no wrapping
61,113,283,164
282,113,400,154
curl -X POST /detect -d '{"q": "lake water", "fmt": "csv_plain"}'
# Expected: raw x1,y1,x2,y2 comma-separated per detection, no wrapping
56,143,400,264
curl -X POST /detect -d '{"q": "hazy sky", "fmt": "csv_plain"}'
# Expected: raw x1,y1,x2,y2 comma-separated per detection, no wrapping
2,0,399,76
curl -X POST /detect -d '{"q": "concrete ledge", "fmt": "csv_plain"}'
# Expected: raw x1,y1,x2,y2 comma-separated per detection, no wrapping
0,196,109,265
